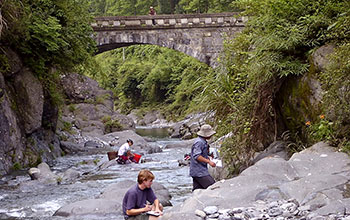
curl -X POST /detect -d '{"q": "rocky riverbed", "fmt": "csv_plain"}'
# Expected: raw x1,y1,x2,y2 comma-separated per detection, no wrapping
162,142,350,220
0,133,193,219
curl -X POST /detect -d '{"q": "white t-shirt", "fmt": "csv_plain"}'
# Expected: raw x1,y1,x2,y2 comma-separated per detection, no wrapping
118,142,130,156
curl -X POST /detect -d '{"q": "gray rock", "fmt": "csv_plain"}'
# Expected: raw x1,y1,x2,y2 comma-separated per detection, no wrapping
61,168,80,183
164,139,194,149
14,68,44,134
314,200,347,216
253,141,289,164
204,206,218,215
195,209,206,218
28,168,40,180
84,140,102,148
36,162,59,184
311,44,335,72
60,141,85,154
99,130,152,154
53,199,120,217
147,145,162,154
99,180,172,207
161,212,202,220
165,142,350,219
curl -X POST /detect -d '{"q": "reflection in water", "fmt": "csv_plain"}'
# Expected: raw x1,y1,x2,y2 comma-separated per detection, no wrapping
135,127,170,139
0,129,192,219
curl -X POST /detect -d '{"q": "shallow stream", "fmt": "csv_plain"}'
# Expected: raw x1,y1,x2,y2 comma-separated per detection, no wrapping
0,127,192,219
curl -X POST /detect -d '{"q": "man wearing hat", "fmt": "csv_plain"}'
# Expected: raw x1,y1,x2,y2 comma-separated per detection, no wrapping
189,124,216,191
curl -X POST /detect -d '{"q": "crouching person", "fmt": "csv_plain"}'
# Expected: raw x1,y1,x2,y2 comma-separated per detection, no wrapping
123,169,163,220
118,139,137,164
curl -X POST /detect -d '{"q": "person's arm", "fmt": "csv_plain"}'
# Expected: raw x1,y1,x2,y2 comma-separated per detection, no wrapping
126,150,134,157
153,199,162,213
126,205,152,216
197,155,216,167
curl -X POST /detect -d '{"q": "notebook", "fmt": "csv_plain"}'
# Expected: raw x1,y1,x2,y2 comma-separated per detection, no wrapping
146,211,160,216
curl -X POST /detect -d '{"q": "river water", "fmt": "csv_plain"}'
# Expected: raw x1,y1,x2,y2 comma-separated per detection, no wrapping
0,128,192,219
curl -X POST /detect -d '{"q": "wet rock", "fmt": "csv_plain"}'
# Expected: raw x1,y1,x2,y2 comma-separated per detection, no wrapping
147,145,162,154
61,168,80,183
36,162,59,185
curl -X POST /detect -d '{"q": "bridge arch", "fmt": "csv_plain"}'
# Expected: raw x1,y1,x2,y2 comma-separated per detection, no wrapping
92,13,245,67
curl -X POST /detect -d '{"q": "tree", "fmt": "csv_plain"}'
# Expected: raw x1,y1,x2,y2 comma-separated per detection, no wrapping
1,0,96,75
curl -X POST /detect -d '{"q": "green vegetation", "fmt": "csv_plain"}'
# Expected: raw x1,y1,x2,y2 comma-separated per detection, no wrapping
68,104,77,113
2,0,350,176
86,0,350,175
196,0,350,174
93,158,100,165
62,121,75,134
1,0,96,76
85,45,210,119
101,115,123,133
87,0,237,16
12,162,22,170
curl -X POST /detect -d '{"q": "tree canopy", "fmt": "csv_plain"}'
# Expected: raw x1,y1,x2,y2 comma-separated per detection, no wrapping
87,0,237,15
1,0,96,75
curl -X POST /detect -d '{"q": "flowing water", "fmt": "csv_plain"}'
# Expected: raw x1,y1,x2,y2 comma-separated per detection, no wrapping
0,127,192,219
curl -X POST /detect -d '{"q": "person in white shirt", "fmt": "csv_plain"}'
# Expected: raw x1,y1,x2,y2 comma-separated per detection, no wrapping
117,139,135,164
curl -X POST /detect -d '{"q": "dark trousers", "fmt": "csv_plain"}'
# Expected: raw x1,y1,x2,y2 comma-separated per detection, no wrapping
192,175,215,191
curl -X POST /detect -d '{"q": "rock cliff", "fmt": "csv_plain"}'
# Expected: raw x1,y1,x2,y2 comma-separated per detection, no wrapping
0,48,62,175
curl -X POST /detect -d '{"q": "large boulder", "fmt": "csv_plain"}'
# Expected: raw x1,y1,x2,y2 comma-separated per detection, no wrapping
311,44,335,72
13,68,44,134
53,199,121,217
168,112,214,139
0,53,61,175
252,141,290,164
100,180,172,207
163,142,350,218
60,73,113,108
28,162,59,185
99,130,152,154
0,73,23,175
54,180,172,217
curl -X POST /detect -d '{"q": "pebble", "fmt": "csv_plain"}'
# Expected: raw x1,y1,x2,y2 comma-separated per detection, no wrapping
198,199,350,220
195,209,206,218
204,206,219,215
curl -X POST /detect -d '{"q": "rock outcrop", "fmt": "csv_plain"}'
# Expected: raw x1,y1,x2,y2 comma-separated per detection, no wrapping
162,142,350,219
0,48,62,175
57,73,135,152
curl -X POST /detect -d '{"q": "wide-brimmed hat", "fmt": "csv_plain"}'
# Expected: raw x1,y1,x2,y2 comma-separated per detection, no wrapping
197,124,216,138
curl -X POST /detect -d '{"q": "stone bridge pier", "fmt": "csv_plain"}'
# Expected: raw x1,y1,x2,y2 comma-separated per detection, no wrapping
92,13,245,67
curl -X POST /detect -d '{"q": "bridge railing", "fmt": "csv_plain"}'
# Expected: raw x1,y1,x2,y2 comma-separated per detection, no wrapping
92,12,244,30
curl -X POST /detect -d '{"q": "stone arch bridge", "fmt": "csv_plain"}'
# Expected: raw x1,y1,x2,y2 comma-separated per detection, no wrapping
92,13,245,67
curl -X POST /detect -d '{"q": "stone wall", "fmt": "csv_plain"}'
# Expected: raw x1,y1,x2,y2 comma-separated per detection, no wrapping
92,13,245,67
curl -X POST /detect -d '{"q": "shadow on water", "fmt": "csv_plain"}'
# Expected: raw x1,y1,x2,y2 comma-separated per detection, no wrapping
0,127,192,219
